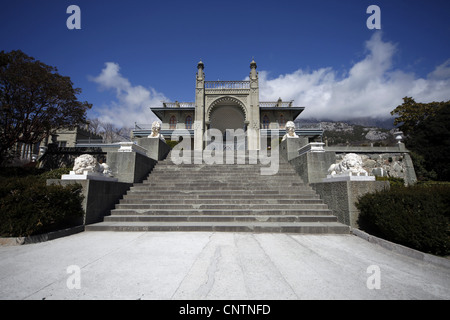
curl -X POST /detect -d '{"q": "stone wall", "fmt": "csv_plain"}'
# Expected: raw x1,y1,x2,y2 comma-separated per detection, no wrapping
311,180,389,228
287,151,336,184
47,179,132,225
106,151,157,184
134,137,171,161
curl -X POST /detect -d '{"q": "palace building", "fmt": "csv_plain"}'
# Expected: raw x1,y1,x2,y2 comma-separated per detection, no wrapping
132,60,323,150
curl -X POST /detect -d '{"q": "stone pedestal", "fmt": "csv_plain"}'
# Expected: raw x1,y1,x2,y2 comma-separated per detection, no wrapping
107,151,157,183
134,137,171,161
323,173,375,182
61,171,118,182
47,179,132,225
281,138,332,184
311,180,389,228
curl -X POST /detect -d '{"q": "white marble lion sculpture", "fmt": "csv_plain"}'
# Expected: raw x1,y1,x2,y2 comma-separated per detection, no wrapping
327,153,368,176
73,154,112,176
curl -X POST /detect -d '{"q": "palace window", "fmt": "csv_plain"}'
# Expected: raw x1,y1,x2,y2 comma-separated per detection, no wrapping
262,115,270,129
279,114,286,129
185,115,192,129
169,115,177,129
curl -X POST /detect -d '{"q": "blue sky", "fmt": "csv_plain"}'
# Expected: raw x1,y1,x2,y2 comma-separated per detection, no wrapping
1,0,450,127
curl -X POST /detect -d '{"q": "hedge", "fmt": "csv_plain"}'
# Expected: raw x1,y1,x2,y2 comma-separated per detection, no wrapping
0,169,83,237
356,185,450,256
165,140,179,149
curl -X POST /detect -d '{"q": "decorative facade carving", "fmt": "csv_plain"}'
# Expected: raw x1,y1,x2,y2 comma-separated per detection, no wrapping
206,96,248,122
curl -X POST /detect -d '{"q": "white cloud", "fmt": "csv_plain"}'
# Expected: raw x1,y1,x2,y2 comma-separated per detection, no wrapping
89,62,167,128
428,59,450,80
90,35,450,127
259,32,450,120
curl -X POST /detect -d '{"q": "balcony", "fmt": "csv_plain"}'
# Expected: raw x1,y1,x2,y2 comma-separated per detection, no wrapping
161,102,195,108
205,81,250,89
260,101,294,108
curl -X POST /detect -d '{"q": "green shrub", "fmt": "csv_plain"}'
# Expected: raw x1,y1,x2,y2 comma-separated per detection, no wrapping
375,176,405,188
0,175,84,237
0,167,45,178
0,167,71,180
416,181,450,187
356,185,450,256
165,140,179,149
38,167,71,180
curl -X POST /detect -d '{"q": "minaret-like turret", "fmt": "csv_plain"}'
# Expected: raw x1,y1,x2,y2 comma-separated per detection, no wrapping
248,58,260,150
194,60,205,151
197,60,205,80
250,58,257,80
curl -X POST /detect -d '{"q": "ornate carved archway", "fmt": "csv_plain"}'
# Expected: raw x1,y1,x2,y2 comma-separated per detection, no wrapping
206,96,248,123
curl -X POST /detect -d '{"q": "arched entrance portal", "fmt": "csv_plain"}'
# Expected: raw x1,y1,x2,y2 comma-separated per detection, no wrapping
210,105,245,132
208,104,247,150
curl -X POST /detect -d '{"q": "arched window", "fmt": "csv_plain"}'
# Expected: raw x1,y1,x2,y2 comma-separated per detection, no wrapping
278,114,286,129
262,115,270,129
185,115,192,129
169,115,177,129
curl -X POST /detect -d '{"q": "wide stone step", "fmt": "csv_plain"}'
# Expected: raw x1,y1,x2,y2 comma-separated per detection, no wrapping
145,178,303,184
119,198,325,205
150,167,295,172
85,221,350,234
133,184,313,190
109,208,333,216
126,190,319,196
114,203,329,210
103,214,338,223
122,194,321,200
129,186,315,192
145,173,302,179
140,176,307,181
156,160,292,164
152,164,295,168
150,170,297,175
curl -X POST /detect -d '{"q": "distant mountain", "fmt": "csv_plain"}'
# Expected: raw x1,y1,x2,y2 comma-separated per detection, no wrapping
295,117,397,146
296,116,395,129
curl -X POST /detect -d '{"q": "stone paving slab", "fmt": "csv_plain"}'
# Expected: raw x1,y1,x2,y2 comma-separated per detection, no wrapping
0,231,449,300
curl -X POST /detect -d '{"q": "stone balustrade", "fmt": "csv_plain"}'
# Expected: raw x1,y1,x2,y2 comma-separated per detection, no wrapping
162,102,195,108
204,81,250,89
260,101,294,108
298,142,325,156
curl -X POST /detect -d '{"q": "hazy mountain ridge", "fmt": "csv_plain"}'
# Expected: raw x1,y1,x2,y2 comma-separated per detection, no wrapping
295,117,397,146
296,116,395,129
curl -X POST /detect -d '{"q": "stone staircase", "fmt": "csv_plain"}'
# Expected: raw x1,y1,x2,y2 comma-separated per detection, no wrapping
85,151,350,234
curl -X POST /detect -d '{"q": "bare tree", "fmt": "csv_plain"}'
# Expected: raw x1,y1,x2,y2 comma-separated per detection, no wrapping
87,118,131,143
87,118,102,136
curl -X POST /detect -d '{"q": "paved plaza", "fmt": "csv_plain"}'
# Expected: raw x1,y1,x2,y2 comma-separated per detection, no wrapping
0,231,449,300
